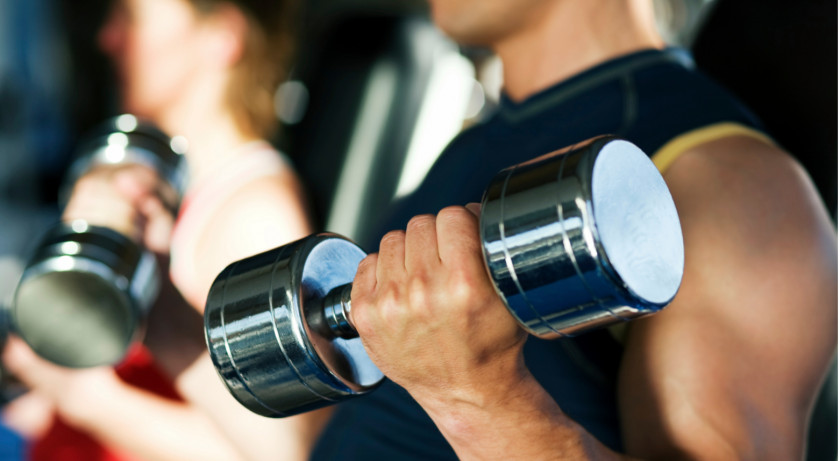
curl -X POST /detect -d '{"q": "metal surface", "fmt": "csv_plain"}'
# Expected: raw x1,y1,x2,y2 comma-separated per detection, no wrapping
13,221,158,367
322,283,356,339
12,114,185,367
480,137,684,338
62,114,187,208
205,234,382,417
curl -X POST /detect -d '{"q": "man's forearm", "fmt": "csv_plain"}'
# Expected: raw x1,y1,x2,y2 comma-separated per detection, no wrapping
417,371,630,461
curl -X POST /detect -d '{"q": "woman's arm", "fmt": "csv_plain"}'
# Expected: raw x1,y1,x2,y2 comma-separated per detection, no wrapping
163,169,332,461
2,338,244,461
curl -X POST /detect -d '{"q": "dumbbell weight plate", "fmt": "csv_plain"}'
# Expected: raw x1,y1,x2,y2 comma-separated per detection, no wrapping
63,114,187,208
481,137,684,337
13,221,158,368
205,234,382,417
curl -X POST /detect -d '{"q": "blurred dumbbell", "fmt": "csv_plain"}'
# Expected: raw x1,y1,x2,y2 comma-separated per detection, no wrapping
204,136,685,417
0,301,26,406
12,114,187,368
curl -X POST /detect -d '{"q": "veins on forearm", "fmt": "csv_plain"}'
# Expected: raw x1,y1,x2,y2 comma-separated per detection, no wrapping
419,374,625,461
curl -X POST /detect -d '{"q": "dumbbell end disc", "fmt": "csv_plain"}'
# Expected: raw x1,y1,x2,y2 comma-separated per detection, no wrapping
481,137,684,338
14,269,136,368
204,234,383,418
590,139,684,308
12,223,153,368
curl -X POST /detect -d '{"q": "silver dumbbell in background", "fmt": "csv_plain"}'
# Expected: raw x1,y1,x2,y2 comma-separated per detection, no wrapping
205,136,685,417
12,114,187,368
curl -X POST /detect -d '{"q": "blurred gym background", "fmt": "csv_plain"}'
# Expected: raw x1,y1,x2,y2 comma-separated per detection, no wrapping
0,0,835,459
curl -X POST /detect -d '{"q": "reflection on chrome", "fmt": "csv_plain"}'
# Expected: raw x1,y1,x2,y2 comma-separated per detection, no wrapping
481,137,684,338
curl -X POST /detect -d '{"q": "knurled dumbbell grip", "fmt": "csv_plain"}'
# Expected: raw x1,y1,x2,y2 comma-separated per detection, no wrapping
322,283,357,339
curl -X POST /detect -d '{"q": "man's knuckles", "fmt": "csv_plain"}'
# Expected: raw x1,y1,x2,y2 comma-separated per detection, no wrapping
379,230,406,250
436,206,478,232
406,214,436,233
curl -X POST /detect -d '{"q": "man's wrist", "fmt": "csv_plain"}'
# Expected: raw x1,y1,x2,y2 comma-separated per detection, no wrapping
410,371,616,460
413,369,551,442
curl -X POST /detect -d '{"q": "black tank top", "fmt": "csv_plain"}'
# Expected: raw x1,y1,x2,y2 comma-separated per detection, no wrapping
311,47,765,459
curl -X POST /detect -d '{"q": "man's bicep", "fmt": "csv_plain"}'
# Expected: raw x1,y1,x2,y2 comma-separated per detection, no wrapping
617,137,837,460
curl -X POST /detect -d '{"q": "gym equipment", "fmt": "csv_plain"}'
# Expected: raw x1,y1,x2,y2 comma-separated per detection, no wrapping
204,136,684,417
12,114,186,368
0,303,25,407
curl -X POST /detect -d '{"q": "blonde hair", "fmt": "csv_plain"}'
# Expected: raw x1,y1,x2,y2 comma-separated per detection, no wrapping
191,0,298,139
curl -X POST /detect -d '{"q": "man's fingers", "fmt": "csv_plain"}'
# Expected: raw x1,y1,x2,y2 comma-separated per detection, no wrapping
405,214,440,273
354,253,378,295
351,253,378,331
435,206,482,267
376,230,406,283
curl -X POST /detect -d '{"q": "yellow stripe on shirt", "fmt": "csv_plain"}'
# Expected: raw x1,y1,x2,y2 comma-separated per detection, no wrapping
651,122,776,173
609,122,775,345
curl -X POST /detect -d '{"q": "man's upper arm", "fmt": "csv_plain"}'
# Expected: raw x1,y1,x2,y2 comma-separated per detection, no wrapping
618,135,837,460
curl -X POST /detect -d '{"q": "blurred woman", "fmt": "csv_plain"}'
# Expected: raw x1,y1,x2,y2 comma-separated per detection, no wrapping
1,0,327,459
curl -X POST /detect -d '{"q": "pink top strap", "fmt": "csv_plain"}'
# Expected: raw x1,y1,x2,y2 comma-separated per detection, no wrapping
169,141,290,298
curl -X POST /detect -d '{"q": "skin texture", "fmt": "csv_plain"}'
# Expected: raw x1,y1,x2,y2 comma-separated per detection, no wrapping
428,0,664,101
347,1,837,459
2,0,323,460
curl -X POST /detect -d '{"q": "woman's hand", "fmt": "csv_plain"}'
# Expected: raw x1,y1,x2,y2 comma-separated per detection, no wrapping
63,164,174,253
1,337,122,430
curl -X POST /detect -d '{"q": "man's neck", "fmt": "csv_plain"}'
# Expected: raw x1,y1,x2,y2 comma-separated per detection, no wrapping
494,0,665,102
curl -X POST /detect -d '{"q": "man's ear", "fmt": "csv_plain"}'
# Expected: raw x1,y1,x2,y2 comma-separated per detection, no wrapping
201,3,248,69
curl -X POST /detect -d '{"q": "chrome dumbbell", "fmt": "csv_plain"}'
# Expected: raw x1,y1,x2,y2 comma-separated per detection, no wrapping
12,114,187,368
204,136,685,417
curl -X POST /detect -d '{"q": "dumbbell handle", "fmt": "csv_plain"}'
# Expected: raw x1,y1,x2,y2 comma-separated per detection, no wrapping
322,283,357,339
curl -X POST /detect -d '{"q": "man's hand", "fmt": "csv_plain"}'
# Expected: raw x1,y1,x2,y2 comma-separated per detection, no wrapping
350,205,529,408
348,206,622,460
